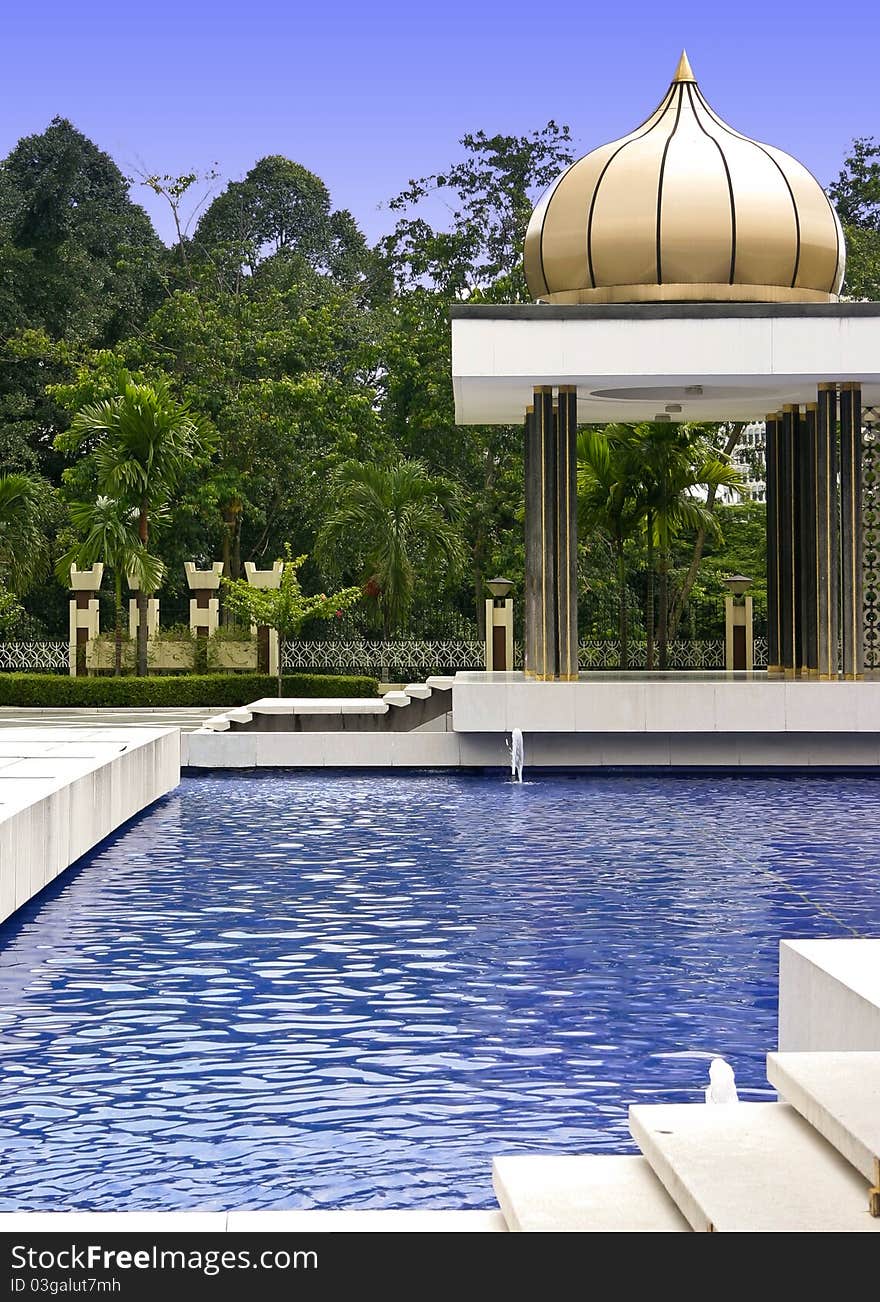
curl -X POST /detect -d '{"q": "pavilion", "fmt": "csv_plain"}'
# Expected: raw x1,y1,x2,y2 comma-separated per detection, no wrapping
450,53,880,682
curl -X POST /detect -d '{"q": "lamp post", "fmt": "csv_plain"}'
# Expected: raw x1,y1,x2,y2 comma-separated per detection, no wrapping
485,577,514,672
724,574,753,671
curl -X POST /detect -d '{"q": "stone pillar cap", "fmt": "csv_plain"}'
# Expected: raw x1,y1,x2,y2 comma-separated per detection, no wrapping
69,563,104,591
184,561,224,589
244,559,284,588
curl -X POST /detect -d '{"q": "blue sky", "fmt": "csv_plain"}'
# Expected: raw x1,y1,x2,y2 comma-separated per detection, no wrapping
3,0,878,244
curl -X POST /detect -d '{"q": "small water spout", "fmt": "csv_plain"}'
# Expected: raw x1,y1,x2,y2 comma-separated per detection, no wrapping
704,1057,739,1104
508,728,524,783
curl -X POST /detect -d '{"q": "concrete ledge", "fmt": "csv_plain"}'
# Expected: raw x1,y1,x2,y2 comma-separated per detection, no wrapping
452,673,880,736
779,940,880,1052
0,728,179,925
226,1210,507,1233
493,1155,689,1232
186,730,465,768
184,727,880,768
0,1210,506,1233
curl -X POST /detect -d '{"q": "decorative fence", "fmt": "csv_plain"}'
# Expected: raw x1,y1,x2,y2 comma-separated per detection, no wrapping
865,426,879,671
282,637,769,675
0,642,68,671
0,633,770,677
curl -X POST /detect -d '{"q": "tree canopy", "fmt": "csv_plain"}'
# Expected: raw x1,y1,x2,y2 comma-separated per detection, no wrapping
0,115,872,653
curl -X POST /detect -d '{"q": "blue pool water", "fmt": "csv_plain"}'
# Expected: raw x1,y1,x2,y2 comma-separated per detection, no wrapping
0,771,878,1211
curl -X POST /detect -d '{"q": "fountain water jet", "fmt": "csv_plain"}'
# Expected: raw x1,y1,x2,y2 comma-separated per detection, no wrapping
508,728,524,783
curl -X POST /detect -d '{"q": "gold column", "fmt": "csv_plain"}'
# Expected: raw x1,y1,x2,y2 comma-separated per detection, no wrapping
555,387,579,679
765,413,782,674
816,384,838,679
840,383,864,679
780,406,798,675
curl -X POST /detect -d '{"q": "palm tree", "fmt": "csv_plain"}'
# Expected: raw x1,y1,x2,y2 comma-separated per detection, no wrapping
634,425,742,669
577,426,645,670
56,498,163,675
316,458,462,640
57,376,214,675
0,473,50,595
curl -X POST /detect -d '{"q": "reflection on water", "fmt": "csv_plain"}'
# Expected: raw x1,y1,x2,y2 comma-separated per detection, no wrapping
0,770,877,1211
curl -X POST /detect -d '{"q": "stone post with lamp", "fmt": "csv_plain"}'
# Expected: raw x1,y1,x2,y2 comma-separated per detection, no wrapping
484,577,514,672
68,564,103,676
724,575,754,672
244,560,283,676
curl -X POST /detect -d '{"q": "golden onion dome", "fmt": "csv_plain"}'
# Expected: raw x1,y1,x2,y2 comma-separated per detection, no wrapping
524,52,845,304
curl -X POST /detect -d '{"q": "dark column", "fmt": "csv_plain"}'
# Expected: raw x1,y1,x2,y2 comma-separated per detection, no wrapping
75,593,90,676
524,389,558,679
555,387,579,679
800,404,819,674
779,406,797,674
840,383,864,678
791,406,806,672
524,403,538,677
816,385,839,679
257,624,270,674
765,414,781,674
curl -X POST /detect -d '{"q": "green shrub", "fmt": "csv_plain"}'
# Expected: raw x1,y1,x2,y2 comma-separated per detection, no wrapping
0,673,380,707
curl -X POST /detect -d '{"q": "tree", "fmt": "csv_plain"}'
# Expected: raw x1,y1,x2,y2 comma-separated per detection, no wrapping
55,497,163,674
828,137,880,299
317,458,462,640
55,373,215,675
377,125,574,632
632,424,742,668
222,548,361,695
384,123,574,299
0,119,164,480
194,156,370,289
577,427,646,670
0,472,52,594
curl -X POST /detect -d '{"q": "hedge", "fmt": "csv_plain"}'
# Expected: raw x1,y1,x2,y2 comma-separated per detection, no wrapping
0,673,380,708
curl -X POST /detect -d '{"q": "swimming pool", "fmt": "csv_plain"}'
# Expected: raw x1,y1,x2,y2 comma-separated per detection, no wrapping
0,771,878,1211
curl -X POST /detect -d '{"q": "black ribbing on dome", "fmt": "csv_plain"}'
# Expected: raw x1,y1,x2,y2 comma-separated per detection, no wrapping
584,86,676,290
686,83,737,284
693,85,801,288
655,84,685,284
536,160,578,299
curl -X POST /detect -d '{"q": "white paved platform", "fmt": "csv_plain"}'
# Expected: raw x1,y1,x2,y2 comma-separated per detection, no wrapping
0,727,179,925
0,1210,507,1233
0,707,220,734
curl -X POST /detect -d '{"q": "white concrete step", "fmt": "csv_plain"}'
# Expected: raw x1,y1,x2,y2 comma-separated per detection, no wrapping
244,697,389,715
404,683,432,699
630,1102,880,1232
493,1155,690,1232
205,716,230,731
226,708,253,724
767,1051,880,1199
426,676,455,692
383,691,411,707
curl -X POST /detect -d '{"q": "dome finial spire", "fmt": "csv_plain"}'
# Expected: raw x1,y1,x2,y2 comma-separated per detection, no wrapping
672,50,696,83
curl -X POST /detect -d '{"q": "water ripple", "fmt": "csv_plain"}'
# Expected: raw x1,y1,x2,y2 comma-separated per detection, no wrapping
0,770,878,1210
